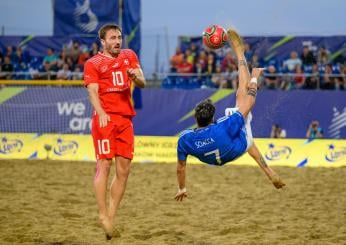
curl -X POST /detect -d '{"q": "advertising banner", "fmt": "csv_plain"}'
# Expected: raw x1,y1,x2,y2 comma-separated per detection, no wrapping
1,133,345,167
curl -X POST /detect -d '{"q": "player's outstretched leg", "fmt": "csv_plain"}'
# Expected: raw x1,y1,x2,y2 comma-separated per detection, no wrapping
227,28,251,97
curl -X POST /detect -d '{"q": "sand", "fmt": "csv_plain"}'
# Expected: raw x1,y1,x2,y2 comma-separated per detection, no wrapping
0,159,345,245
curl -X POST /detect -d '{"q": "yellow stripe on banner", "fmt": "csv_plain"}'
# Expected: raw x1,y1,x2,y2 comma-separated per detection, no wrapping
0,133,345,167
0,80,84,86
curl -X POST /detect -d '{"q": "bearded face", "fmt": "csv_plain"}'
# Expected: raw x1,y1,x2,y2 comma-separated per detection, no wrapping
102,29,122,56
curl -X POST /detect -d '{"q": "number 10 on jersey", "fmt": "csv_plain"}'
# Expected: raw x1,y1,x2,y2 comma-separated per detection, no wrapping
112,71,124,86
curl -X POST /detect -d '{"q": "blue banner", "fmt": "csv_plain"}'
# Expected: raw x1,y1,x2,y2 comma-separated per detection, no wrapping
0,88,345,138
53,0,119,35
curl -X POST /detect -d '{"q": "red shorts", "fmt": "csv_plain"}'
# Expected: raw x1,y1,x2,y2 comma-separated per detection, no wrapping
91,114,134,160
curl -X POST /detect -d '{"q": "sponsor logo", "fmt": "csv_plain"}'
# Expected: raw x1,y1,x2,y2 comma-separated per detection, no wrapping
112,63,119,68
329,107,346,139
325,144,346,162
195,138,215,149
0,137,23,154
265,143,292,161
100,65,108,73
53,138,78,156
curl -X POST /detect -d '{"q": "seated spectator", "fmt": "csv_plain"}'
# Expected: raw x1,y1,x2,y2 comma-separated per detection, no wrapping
300,45,316,66
221,51,236,72
317,46,330,65
0,56,14,79
176,57,193,74
72,66,83,80
283,51,302,72
244,43,253,61
304,64,320,89
336,64,345,90
170,47,184,72
250,54,261,68
206,53,216,75
264,65,278,89
293,65,305,89
43,48,58,70
57,63,72,80
306,120,323,139
195,50,208,73
211,66,227,88
90,42,99,56
321,64,336,90
270,124,287,138
77,48,90,68
185,49,195,66
68,40,81,63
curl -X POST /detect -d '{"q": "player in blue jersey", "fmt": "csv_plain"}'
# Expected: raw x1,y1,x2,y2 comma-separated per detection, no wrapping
175,29,285,201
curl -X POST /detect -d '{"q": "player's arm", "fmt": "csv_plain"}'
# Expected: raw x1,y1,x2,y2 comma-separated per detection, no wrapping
175,159,187,201
127,67,146,88
247,143,285,189
87,83,110,128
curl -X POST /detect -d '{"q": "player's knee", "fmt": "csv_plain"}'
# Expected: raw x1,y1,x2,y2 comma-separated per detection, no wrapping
117,163,131,180
98,159,112,174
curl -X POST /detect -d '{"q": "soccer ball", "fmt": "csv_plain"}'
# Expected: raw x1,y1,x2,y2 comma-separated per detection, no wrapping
202,24,228,49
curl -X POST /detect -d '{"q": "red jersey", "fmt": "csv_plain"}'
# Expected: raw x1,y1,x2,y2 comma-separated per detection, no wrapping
84,49,141,116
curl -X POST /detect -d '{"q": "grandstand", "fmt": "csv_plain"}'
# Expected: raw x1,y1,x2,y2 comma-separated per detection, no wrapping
0,0,345,244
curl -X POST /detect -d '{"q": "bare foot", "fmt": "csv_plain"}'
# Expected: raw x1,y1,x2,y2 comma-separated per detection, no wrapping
227,28,245,59
99,216,113,239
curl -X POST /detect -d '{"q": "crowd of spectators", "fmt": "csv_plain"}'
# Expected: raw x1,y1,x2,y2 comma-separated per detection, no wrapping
0,40,100,81
165,42,346,90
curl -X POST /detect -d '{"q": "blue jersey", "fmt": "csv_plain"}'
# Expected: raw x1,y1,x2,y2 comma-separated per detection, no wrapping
177,112,247,166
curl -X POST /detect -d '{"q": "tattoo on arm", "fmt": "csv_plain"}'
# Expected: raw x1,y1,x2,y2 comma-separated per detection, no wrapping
247,87,257,97
259,156,268,168
238,60,247,66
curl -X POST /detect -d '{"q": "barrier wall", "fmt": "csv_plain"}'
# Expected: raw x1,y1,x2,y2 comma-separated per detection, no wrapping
1,133,345,167
1,87,345,138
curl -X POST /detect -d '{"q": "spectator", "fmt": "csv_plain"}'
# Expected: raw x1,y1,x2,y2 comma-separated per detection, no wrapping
206,53,216,75
211,66,227,88
321,64,336,90
195,50,208,73
244,43,253,61
250,54,261,68
270,124,287,138
185,49,195,66
90,42,99,56
264,65,279,89
77,48,90,68
283,51,302,72
68,40,81,63
304,64,320,89
170,47,184,72
72,66,83,80
176,56,193,74
0,56,14,79
336,64,346,90
221,51,236,72
317,46,330,65
306,120,323,139
300,46,316,66
293,65,305,89
43,48,58,70
57,63,72,80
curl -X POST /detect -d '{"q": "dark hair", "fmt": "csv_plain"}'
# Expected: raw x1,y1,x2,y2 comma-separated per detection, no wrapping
194,99,215,127
98,24,122,40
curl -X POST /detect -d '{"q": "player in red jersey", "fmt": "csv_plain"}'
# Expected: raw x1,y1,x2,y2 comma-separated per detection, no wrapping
84,23,146,239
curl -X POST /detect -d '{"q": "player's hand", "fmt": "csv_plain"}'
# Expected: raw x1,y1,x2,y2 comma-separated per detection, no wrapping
127,68,137,81
251,67,265,79
270,174,286,189
99,113,111,128
174,188,187,201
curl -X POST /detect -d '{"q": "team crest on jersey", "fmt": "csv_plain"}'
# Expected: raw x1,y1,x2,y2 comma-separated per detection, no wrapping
101,65,108,73
124,59,129,65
